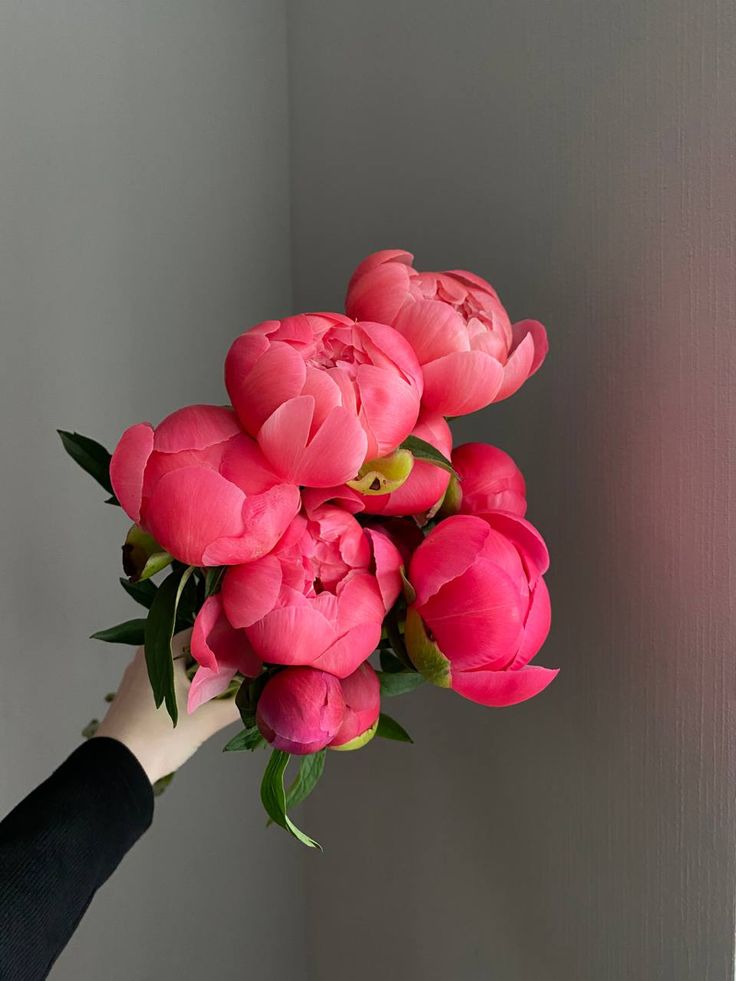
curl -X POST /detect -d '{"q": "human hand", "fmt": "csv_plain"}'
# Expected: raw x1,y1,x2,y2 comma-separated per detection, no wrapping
94,631,239,784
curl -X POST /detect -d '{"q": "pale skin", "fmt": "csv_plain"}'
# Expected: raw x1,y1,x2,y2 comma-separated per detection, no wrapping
94,630,240,784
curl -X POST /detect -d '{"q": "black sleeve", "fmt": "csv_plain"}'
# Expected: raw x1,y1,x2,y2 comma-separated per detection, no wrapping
0,737,154,981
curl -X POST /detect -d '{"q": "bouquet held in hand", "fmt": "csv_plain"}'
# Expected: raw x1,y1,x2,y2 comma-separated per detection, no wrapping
60,248,556,848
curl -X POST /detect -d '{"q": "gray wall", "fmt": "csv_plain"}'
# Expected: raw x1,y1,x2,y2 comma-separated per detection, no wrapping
1,2,734,980
288,2,736,980
0,3,307,980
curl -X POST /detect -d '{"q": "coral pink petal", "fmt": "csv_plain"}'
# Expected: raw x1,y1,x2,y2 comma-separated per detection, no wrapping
347,249,414,292
230,341,307,435
408,515,491,606
302,486,365,517
336,572,386,631
512,578,552,669
512,319,548,376
191,594,261,676
221,555,283,628
187,663,238,713
364,529,403,610
481,511,550,579
422,351,504,416
259,396,368,487
357,322,424,393
345,259,413,323
302,366,343,432
393,299,467,363
494,331,536,402
153,405,241,453
420,559,525,670
110,423,154,523
203,484,301,565
311,622,382,678
246,605,335,665
452,665,559,707
145,467,245,566
220,433,281,495
357,364,420,457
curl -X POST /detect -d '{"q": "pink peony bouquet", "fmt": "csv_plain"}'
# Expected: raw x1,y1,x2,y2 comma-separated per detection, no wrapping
60,249,556,848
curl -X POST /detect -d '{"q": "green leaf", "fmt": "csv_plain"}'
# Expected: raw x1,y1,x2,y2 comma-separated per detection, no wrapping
379,649,406,673
378,670,426,697
205,566,226,598
57,430,118,499
90,618,147,645
399,434,457,477
152,772,175,796
376,712,413,743
286,750,327,810
223,727,265,752
260,750,322,850
119,577,158,610
144,565,195,726
235,674,268,730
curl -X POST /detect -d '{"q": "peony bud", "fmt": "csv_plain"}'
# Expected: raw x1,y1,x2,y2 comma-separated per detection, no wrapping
122,524,172,582
256,667,345,755
329,663,381,751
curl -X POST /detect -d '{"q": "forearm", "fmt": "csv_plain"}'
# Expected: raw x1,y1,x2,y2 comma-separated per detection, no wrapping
0,738,153,980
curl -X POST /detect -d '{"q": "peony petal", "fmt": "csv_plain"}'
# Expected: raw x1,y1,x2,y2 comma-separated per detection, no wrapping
494,331,536,402
422,350,505,416
202,483,301,565
335,571,386,632
511,319,548,377
345,254,414,323
258,396,368,487
227,341,307,435
153,405,241,453
419,558,525,670
221,555,283,628
408,515,491,606
357,364,420,458
246,604,336,665
480,511,550,580
110,423,154,523
145,467,245,566
364,529,403,610
187,663,239,714
310,622,381,678
452,664,558,707
393,298,468,363
452,443,527,517
219,433,281,495
191,594,261,675
511,577,552,669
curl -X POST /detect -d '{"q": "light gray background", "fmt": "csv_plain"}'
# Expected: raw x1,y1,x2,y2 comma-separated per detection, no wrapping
1,1,734,979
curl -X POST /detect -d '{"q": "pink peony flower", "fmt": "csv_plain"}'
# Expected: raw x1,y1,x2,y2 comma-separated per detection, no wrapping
110,404,300,567
220,507,402,678
405,512,557,707
225,313,423,487
187,594,262,713
301,413,452,519
329,662,381,750
256,667,345,755
345,249,548,416
450,443,527,517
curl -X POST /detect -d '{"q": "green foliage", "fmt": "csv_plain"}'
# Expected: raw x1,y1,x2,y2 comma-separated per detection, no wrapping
223,727,265,752
57,430,118,500
376,713,413,743
399,434,457,477
260,750,322,850
90,618,147,645
377,670,426,697
144,565,195,726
